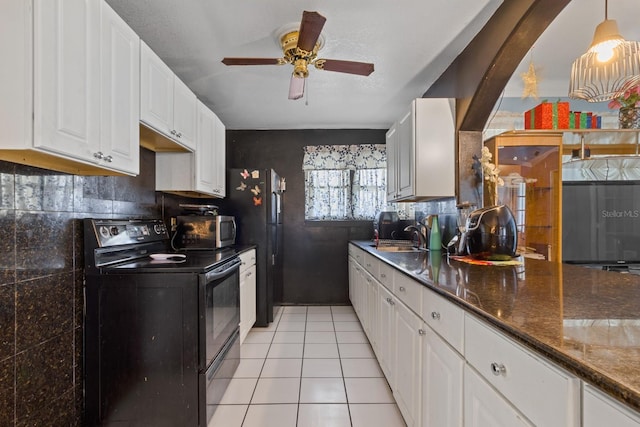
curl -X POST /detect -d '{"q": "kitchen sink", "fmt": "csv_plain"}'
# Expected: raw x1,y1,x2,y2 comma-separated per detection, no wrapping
370,244,423,252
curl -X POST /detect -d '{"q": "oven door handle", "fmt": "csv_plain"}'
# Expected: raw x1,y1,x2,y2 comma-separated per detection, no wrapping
204,257,241,282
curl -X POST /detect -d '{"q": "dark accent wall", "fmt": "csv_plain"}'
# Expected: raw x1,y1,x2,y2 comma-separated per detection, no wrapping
226,130,385,304
0,148,205,426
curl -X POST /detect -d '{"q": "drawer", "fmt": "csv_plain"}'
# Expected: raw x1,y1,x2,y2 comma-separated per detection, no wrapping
393,272,423,316
378,262,394,290
239,249,256,273
422,289,464,354
465,314,580,427
363,253,379,277
583,383,640,427
348,244,365,265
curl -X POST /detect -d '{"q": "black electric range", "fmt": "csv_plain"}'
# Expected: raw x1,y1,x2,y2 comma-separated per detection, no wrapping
83,218,241,426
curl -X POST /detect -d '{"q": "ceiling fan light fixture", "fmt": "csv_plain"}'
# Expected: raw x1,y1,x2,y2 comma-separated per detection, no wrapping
288,74,305,100
293,58,309,78
568,0,640,102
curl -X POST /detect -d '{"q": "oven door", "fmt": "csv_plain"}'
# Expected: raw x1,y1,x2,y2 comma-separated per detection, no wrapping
200,256,241,369
200,328,240,426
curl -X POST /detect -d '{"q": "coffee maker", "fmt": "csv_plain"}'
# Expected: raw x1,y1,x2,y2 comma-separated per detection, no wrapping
373,208,400,240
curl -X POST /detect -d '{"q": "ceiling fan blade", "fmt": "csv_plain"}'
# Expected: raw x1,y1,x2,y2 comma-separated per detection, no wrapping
288,75,305,100
316,59,374,76
297,11,326,52
222,58,281,66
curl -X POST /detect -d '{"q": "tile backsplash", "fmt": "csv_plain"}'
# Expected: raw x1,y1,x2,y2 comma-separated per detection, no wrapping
0,148,192,426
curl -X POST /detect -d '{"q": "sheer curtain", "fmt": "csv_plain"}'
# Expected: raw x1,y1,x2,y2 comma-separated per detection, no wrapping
303,144,387,220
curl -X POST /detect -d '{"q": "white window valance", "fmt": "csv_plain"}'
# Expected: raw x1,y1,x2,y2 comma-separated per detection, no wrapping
302,144,386,170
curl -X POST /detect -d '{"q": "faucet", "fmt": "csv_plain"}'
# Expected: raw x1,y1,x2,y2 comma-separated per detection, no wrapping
404,225,426,249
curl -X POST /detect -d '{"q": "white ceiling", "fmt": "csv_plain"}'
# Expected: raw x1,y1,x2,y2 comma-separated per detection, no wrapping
105,0,640,131
105,0,502,130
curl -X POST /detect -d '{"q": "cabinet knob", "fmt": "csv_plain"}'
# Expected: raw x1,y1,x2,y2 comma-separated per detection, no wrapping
431,311,440,320
94,151,104,159
399,286,406,292
386,297,395,305
418,329,426,336
170,129,177,135
380,273,386,278
490,362,507,376
177,132,182,138
104,155,113,163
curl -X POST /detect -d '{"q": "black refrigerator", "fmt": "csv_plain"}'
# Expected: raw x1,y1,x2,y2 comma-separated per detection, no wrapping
220,168,284,326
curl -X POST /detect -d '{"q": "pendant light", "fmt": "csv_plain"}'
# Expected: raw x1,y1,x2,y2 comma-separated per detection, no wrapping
568,0,640,102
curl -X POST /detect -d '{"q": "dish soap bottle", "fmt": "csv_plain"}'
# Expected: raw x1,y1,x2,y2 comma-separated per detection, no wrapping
429,215,442,251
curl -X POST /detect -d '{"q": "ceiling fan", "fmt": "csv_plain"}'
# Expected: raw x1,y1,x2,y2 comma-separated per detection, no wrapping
221,11,375,100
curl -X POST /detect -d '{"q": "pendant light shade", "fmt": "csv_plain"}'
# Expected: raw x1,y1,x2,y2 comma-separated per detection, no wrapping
568,1,640,102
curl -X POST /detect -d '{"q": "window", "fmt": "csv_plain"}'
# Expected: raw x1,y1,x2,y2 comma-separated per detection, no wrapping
303,144,387,220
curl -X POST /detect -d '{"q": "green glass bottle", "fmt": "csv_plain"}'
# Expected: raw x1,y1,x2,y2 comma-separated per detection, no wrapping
429,215,442,251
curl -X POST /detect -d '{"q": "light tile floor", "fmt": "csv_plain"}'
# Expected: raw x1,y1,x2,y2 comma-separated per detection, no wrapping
210,305,406,427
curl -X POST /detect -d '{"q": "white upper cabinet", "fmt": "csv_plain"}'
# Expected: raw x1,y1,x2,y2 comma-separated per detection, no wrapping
33,0,100,161
386,98,456,202
140,41,196,151
212,114,226,197
155,100,226,198
99,0,140,174
0,0,140,176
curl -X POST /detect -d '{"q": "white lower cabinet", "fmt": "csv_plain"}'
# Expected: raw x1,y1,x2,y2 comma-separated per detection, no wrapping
393,298,423,427
464,365,532,427
239,249,256,344
376,283,395,382
583,383,640,427
422,326,463,427
464,314,580,427
348,245,626,427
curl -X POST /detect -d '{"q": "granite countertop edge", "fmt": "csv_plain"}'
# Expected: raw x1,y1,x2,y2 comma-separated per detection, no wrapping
350,240,640,412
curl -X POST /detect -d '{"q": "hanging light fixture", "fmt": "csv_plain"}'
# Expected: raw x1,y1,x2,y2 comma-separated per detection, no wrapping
568,0,640,102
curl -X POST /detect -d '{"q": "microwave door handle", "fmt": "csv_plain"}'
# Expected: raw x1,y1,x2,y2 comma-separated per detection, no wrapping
231,218,237,241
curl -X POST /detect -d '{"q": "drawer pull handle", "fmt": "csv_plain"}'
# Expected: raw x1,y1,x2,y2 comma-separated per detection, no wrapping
399,286,406,292
418,329,426,336
491,362,506,376
431,312,440,320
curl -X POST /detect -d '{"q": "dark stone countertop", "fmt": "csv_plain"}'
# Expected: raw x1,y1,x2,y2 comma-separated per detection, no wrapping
351,240,640,413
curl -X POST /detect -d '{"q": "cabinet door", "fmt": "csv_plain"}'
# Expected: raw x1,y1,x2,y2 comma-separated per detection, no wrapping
240,264,256,344
172,76,197,150
422,327,463,427
195,101,215,194
377,284,395,382
464,365,532,427
211,113,226,197
396,107,414,199
34,0,100,160
385,123,398,200
583,384,640,427
140,41,174,136
365,271,378,352
348,257,357,305
394,299,423,427
99,1,139,175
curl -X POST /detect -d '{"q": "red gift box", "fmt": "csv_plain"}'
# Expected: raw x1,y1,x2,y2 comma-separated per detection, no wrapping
524,101,570,129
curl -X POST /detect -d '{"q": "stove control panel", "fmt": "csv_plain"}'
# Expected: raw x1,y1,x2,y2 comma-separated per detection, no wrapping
90,219,169,247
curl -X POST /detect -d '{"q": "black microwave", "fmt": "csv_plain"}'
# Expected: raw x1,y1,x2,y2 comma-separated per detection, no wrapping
175,215,236,249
